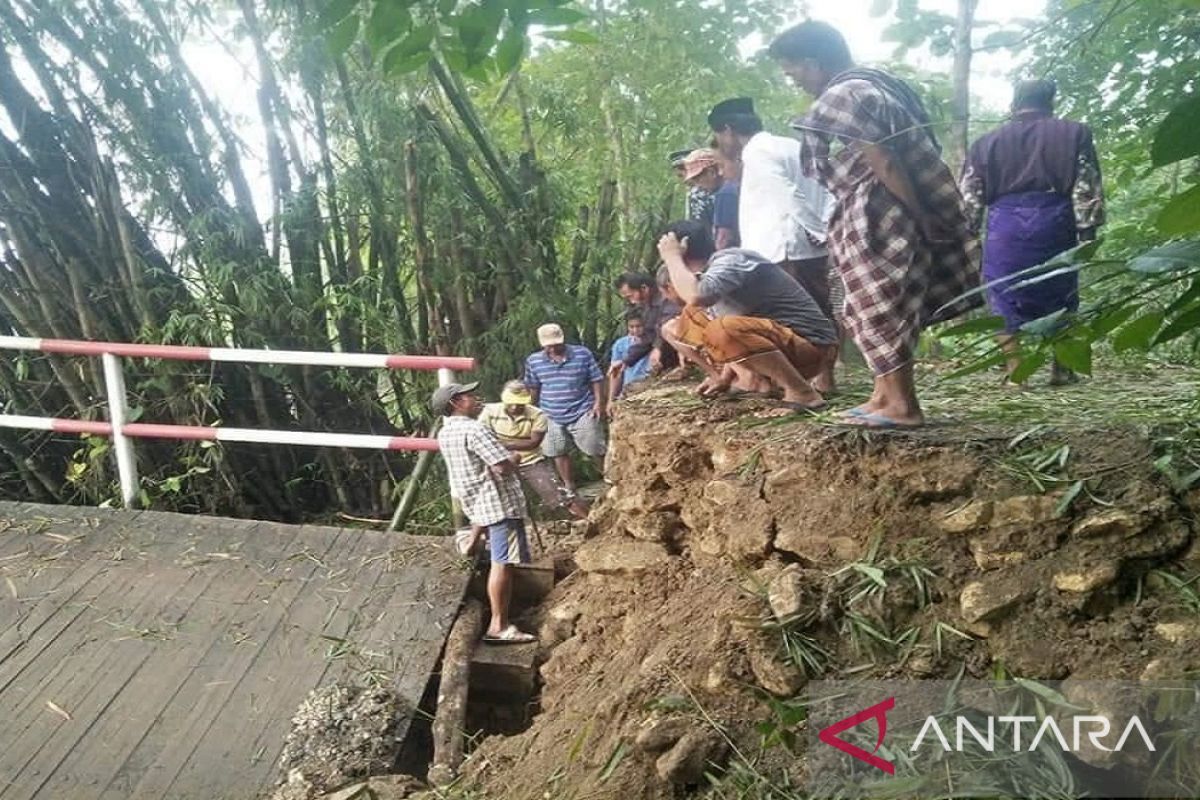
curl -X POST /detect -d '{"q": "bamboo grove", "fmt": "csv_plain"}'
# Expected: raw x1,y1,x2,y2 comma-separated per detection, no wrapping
0,0,658,519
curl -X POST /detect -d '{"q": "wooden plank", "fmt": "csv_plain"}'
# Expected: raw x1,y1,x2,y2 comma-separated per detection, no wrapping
0,507,470,800
93,517,302,800
0,512,271,800
0,552,204,800
3,559,220,800
0,510,163,684
30,518,271,800
118,521,346,800
168,524,392,798
0,508,197,726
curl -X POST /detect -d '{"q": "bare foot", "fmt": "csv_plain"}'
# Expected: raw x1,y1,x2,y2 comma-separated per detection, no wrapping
696,375,733,397
755,400,827,418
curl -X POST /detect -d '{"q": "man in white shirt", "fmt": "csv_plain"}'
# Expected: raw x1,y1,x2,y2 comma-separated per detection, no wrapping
709,96,837,392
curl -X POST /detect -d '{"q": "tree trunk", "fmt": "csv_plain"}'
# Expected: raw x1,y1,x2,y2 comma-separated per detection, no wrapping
949,0,978,173
427,598,485,786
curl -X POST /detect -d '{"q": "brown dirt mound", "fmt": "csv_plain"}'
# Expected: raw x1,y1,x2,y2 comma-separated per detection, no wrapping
459,383,1200,799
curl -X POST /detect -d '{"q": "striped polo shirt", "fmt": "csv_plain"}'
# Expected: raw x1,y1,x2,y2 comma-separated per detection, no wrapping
524,345,603,425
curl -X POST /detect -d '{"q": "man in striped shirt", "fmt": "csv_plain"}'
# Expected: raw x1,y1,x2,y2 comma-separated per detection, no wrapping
524,323,606,493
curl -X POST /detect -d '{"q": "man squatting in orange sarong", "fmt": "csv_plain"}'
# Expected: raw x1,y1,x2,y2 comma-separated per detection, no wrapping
656,220,838,416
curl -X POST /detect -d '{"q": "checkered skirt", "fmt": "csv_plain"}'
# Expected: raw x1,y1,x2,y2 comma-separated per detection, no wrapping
795,76,981,375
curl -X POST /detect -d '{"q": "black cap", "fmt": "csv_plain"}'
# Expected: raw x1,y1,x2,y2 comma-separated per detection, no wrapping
430,381,480,414
707,97,755,128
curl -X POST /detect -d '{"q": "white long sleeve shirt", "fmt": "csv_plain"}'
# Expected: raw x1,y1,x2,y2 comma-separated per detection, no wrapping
738,131,832,262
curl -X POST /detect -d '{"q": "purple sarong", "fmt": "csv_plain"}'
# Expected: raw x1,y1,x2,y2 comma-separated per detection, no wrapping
983,191,1077,333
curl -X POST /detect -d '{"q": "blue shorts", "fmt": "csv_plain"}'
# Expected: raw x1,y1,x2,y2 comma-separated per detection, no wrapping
487,518,530,565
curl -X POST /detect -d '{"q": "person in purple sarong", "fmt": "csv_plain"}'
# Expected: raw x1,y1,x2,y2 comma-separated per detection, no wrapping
960,79,1106,386
769,21,981,429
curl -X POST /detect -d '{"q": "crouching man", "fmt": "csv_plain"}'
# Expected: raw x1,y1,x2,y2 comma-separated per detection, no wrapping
657,220,837,416
433,381,535,644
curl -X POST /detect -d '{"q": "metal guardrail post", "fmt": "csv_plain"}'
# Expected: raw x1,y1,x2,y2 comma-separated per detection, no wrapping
388,369,458,533
101,353,140,508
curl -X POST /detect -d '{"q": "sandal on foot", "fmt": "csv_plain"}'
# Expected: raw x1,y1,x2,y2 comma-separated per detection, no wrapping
482,625,536,644
839,411,922,430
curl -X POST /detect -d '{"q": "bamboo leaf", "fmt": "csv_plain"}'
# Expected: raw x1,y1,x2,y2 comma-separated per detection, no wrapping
1112,312,1164,352
1164,278,1200,317
869,0,893,17
1088,304,1137,337
1008,349,1047,384
1128,239,1200,274
598,741,628,783
1055,480,1083,518
943,349,1009,379
327,14,360,56
1151,95,1200,168
457,0,505,62
318,0,359,28
366,1,412,52
494,26,524,73
937,314,1005,337
541,29,600,44
1019,308,1069,337
1052,338,1092,374
382,25,434,73
1157,184,1200,236
981,29,1025,49
1013,677,1077,708
1154,303,1200,345
527,7,587,24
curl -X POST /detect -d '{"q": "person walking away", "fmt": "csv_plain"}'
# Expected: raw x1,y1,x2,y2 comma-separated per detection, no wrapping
432,382,535,643
523,324,606,493
607,311,653,410
479,381,590,519
772,21,980,428
960,78,1105,386
657,220,837,416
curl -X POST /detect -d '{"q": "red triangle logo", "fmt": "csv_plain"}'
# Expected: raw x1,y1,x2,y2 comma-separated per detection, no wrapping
818,696,896,775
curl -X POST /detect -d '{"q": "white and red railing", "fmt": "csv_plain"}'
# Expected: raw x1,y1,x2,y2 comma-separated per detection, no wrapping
0,335,473,507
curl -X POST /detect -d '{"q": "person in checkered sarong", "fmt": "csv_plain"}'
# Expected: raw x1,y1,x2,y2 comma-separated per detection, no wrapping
768,21,981,429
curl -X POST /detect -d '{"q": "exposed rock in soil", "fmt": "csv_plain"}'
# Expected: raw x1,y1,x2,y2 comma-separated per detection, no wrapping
654,729,729,785
452,385,1198,800
317,775,424,800
573,538,671,573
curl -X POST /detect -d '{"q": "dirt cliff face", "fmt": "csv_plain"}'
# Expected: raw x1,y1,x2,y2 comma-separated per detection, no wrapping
462,383,1200,799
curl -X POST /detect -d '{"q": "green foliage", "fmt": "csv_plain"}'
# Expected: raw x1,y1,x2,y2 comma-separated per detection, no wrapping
1151,94,1200,168
317,0,590,79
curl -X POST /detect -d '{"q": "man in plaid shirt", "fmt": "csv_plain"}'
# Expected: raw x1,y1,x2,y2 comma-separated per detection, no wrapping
433,381,535,644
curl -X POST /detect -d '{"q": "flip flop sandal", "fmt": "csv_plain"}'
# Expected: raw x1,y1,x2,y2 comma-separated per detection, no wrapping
482,625,536,645
838,411,922,430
